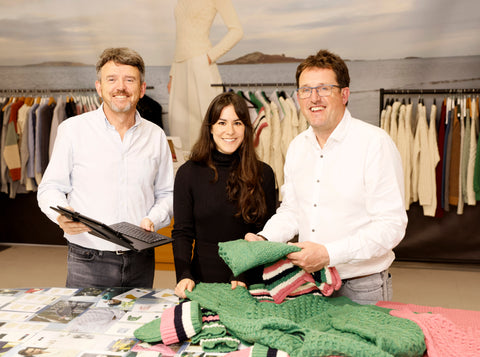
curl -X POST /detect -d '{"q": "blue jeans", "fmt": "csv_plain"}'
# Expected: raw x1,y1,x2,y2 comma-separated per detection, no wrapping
66,243,155,288
331,270,392,305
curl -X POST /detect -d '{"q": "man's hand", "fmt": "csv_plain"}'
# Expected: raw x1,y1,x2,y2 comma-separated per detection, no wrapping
56,211,90,235
140,217,154,232
244,233,266,241
287,241,330,273
175,278,195,299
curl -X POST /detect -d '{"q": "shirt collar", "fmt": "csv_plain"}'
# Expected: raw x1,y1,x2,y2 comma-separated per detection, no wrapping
304,108,352,148
329,108,351,143
98,103,142,130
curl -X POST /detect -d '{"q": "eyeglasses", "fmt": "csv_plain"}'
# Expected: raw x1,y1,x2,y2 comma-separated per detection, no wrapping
296,84,342,99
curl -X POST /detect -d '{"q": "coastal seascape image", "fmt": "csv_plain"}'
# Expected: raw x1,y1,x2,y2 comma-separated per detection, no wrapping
1,0,479,129
1,54,479,128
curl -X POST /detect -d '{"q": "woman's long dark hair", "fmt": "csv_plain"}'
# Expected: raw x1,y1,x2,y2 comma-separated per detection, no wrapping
190,92,267,223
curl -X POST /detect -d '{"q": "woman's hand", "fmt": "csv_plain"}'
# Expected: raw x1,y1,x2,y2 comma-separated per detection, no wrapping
175,278,195,299
231,280,247,290
244,233,266,241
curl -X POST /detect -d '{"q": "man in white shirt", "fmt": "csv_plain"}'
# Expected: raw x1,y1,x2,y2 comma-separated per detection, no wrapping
38,48,174,288
246,50,407,304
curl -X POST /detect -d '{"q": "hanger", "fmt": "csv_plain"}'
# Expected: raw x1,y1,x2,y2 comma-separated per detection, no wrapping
261,90,270,103
237,90,255,107
2,97,14,111
248,91,264,111
25,97,34,106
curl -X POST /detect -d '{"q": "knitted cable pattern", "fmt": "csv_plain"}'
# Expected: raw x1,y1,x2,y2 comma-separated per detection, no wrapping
186,283,426,357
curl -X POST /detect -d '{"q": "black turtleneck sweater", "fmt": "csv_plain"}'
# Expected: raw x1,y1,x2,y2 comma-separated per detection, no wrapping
172,150,277,285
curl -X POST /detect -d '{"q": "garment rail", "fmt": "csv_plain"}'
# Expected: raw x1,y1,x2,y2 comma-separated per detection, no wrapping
379,88,480,117
212,82,296,92
0,86,155,94
378,86,480,264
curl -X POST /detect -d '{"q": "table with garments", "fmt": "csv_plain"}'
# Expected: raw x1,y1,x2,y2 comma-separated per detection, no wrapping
1,240,480,357
1,286,480,357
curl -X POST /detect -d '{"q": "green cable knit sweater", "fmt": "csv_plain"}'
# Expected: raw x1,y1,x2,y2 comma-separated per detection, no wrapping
186,283,426,357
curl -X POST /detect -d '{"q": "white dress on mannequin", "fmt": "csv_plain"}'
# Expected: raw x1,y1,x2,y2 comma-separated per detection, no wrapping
168,0,243,153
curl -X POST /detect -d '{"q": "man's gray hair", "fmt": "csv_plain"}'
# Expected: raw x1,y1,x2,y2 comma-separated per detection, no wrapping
96,47,145,83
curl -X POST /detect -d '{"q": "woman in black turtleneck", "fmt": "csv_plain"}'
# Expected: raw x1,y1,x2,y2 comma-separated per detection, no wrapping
172,92,277,298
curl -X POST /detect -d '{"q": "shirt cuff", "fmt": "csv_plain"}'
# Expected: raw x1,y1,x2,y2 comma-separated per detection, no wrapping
324,240,349,267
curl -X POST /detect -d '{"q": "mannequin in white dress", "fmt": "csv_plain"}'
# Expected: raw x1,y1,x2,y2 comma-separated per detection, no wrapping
167,0,243,154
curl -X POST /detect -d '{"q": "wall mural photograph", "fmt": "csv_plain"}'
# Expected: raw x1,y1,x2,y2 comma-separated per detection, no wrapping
1,0,480,262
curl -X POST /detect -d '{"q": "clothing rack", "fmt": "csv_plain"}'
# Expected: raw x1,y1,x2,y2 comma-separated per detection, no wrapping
379,86,480,264
379,87,480,114
212,82,296,92
0,86,155,94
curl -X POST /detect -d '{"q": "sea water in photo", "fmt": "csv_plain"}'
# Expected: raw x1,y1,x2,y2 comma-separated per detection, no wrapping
1,55,479,129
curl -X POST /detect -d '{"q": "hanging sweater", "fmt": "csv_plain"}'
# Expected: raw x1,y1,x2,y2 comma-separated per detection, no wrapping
3,99,24,182
172,150,277,285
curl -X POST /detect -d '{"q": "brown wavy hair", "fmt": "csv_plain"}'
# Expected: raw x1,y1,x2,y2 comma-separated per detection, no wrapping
190,92,267,223
295,49,350,89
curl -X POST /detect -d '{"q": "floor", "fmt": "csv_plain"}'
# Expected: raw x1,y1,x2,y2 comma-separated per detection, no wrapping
1,244,479,311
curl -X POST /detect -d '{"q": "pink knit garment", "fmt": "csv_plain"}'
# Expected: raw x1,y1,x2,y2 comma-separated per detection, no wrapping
390,308,480,357
376,301,480,330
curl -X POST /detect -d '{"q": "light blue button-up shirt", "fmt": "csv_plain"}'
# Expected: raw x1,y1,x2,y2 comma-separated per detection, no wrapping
38,105,173,251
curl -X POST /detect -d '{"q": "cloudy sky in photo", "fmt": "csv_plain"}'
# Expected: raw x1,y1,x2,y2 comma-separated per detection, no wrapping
0,0,479,66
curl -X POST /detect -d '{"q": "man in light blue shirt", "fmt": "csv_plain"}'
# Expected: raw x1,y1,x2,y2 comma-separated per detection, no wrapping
38,48,174,288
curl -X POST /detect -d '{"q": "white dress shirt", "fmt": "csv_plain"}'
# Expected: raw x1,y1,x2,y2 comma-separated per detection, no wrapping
259,109,407,279
37,105,174,251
